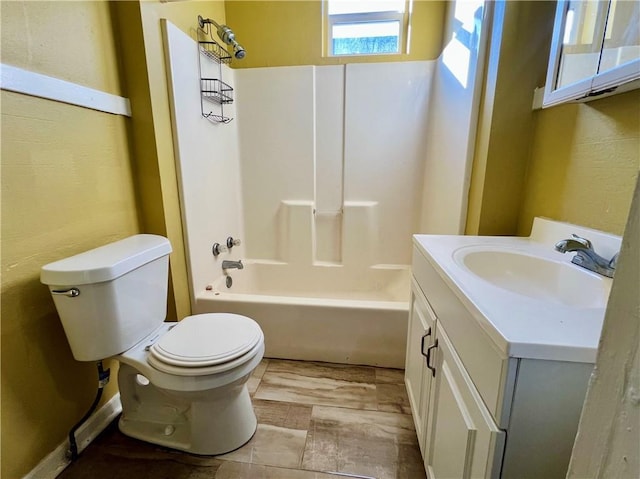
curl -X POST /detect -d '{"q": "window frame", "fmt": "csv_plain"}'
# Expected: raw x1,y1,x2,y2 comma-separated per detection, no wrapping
325,1,411,57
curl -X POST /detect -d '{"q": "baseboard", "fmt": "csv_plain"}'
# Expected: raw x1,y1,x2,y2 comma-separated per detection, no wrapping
23,393,122,479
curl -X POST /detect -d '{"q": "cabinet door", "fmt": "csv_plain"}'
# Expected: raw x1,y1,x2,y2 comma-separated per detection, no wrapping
543,0,640,107
405,280,436,454
425,326,505,479
544,0,608,106
592,0,640,91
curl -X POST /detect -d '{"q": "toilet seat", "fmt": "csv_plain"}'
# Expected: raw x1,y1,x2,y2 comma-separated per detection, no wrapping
147,313,263,377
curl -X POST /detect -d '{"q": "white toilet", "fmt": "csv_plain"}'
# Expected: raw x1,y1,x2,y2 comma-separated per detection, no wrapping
40,234,264,455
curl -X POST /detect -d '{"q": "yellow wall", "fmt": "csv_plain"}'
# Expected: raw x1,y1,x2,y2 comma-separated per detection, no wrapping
112,0,227,322
1,1,230,476
466,1,639,239
466,1,555,236
518,89,640,236
0,2,138,478
1,1,122,95
2,1,636,477
225,0,446,68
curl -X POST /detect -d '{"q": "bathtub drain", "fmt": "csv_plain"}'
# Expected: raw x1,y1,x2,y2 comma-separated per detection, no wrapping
226,276,233,288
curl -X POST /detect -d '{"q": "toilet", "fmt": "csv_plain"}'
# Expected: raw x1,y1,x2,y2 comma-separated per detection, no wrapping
40,234,264,455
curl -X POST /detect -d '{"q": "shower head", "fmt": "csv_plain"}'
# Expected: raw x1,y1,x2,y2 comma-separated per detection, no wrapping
216,25,246,60
232,42,246,60
198,15,246,60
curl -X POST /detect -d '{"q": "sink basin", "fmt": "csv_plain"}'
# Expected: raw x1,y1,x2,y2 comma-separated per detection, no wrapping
454,248,611,308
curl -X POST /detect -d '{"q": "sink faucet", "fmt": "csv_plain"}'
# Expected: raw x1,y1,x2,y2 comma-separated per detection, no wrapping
554,234,618,278
221,260,243,272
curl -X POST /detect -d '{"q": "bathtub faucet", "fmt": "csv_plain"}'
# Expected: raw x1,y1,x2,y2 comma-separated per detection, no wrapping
222,260,243,272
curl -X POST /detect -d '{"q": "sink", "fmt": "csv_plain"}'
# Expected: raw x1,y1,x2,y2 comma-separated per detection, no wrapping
454,247,611,309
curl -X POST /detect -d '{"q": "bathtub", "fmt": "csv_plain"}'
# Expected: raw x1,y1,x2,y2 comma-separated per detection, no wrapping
194,261,410,368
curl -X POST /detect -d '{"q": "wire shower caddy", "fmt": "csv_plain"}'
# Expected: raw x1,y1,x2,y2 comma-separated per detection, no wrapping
197,21,234,123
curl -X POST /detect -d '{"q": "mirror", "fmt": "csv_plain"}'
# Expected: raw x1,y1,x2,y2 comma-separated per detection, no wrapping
543,0,640,107
598,0,640,74
556,0,607,89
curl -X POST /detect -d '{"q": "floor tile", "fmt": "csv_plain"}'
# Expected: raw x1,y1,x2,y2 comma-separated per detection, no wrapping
254,398,312,430
376,383,412,414
218,423,307,469
214,461,350,478
248,358,270,395
57,360,425,479
375,367,405,385
301,406,423,479
396,441,427,479
58,422,224,479
254,360,377,410
265,359,377,383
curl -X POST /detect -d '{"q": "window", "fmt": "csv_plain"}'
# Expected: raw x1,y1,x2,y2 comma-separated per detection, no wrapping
326,0,410,56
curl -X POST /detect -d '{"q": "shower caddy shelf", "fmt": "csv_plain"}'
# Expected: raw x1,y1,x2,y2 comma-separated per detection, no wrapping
201,78,233,105
197,39,234,123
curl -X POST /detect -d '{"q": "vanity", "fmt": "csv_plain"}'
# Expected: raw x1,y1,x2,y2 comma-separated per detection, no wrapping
405,218,620,478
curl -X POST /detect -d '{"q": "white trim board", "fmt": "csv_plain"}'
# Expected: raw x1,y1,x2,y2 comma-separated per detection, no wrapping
23,393,122,479
1,64,131,117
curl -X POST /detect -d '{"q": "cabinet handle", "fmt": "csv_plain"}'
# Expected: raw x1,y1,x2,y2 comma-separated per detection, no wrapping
420,327,432,358
426,339,438,377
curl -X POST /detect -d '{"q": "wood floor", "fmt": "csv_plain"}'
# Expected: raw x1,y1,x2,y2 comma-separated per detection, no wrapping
59,359,426,479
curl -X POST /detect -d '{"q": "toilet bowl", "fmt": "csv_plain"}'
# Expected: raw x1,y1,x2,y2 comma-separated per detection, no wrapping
115,313,264,455
117,314,264,455
40,234,265,455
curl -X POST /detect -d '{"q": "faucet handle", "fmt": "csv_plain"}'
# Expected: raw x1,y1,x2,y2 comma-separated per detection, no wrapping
571,234,592,249
226,236,241,249
212,242,229,256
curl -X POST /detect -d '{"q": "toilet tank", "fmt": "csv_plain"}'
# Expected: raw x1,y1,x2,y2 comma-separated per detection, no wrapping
41,235,173,361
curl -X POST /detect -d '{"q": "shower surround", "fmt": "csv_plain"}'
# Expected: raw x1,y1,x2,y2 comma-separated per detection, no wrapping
164,21,436,367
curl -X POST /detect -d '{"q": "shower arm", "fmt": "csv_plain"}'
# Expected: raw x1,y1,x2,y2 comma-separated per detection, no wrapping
198,15,222,33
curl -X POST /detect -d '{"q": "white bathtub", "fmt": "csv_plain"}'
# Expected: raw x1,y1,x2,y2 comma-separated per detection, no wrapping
194,262,410,368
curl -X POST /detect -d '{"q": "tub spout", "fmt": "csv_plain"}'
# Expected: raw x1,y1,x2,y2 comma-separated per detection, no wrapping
222,260,243,271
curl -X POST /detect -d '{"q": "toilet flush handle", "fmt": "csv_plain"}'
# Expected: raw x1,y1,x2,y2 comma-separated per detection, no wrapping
51,287,80,297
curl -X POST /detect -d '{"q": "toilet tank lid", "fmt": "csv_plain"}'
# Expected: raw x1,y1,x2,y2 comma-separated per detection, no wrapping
40,235,172,286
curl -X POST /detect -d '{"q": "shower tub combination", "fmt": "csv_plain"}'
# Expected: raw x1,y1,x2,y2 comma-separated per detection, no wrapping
194,261,410,368
163,20,437,371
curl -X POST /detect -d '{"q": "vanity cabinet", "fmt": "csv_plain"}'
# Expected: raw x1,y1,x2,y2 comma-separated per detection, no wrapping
406,244,594,478
543,0,640,107
405,279,436,454
424,324,504,479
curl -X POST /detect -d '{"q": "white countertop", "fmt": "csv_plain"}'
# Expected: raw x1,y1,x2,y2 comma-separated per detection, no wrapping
413,218,621,363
